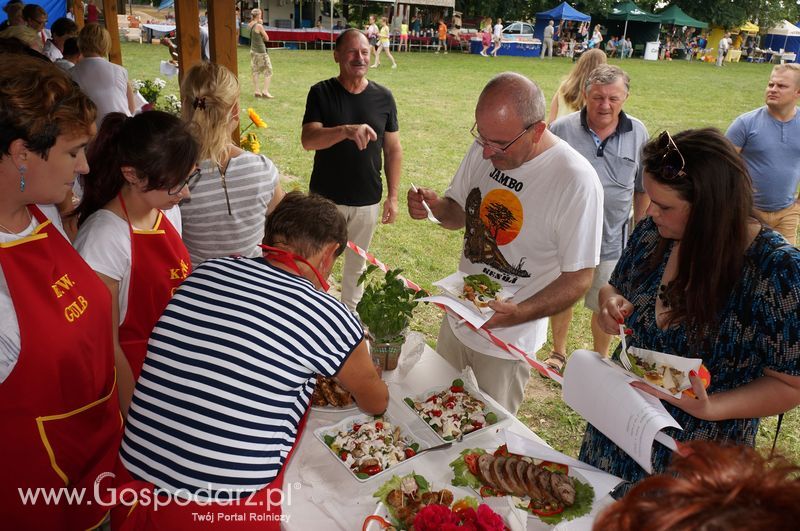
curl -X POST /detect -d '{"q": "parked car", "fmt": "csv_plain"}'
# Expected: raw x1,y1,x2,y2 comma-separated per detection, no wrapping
502,21,535,39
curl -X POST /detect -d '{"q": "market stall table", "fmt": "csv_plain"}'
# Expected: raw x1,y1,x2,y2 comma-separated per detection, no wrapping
282,342,621,529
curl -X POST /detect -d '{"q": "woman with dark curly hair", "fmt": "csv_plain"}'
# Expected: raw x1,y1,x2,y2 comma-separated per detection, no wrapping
580,128,800,483
594,440,800,530
0,53,122,530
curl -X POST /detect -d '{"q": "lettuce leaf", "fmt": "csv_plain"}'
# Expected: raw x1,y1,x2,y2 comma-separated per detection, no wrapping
372,472,431,529
448,448,486,489
534,479,595,525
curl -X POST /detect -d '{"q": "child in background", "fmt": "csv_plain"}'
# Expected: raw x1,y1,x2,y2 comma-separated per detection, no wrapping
435,18,448,54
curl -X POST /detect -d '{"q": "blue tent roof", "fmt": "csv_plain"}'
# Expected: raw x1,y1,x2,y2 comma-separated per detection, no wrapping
536,2,591,23
158,0,175,10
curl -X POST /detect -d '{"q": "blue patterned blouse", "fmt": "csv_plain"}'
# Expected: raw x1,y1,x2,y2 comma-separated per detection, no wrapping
579,217,800,483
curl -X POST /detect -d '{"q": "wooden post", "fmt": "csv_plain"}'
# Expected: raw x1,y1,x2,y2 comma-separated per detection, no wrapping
207,0,240,146
102,0,122,65
174,0,201,82
208,0,238,77
74,1,85,28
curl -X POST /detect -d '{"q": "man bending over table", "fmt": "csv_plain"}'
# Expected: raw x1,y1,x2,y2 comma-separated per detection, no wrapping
113,192,388,530
408,73,603,414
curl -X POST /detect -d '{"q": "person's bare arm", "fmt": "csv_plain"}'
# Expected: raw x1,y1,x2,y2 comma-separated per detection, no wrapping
267,180,285,214
335,339,388,415
406,187,465,229
484,268,594,329
96,272,135,418
548,91,559,125
257,24,269,42
633,191,650,224
127,82,136,114
634,368,800,423
301,122,377,151
381,131,402,224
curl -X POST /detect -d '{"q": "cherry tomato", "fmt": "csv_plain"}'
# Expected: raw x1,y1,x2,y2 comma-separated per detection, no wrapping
471,421,483,428
431,410,442,417
464,453,480,476
404,448,416,458
339,451,349,461
426,395,438,403
444,401,456,409
375,421,383,430
450,385,464,393
360,464,382,476
352,423,361,432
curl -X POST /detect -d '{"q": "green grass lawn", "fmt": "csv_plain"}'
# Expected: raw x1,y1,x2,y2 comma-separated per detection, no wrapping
119,42,798,463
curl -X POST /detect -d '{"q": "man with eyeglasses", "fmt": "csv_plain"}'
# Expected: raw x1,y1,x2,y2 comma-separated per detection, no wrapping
726,63,800,245
302,28,402,310
546,65,649,370
408,72,603,414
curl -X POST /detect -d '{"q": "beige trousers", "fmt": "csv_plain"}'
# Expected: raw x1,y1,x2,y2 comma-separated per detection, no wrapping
337,203,381,310
756,203,799,245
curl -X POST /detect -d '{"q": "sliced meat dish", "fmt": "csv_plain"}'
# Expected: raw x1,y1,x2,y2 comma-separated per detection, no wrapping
491,456,518,494
477,453,496,488
503,457,528,497
550,472,577,506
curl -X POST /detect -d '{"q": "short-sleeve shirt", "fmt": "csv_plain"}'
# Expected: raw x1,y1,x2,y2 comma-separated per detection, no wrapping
579,218,800,483
543,25,554,39
179,151,279,266
302,78,398,206
74,207,182,323
726,106,800,211
550,108,648,261
119,257,363,498
70,57,131,127
444,139,603,357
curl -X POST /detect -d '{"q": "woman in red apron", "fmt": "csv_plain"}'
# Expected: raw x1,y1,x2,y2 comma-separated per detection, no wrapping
0,55,122,529
73,111,199,393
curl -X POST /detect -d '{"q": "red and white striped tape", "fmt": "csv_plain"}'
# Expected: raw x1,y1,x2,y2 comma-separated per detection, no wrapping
346,240,677,452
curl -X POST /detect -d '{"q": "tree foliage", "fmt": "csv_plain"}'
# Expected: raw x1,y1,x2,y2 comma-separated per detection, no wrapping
454,1,798,29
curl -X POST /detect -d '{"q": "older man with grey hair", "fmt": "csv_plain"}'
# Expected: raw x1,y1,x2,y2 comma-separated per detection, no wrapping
546,64,649,373
408,72,603,414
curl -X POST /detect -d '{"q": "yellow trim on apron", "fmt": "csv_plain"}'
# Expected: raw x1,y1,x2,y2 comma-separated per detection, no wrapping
35,370,118,486
132,211,166,235
0,219,53,248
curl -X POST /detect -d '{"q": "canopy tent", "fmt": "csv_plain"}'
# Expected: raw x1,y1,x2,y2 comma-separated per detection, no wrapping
0,0,65,27
762,19,800,55
655,4,708,29
739,21,759,33
604,1,659,43
158,0,174,10
533,2,590,41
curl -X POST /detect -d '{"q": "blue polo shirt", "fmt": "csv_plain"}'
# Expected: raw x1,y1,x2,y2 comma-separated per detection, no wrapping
726,106,800,212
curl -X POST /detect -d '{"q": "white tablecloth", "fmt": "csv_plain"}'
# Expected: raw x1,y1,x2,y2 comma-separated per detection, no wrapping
282,342,619,529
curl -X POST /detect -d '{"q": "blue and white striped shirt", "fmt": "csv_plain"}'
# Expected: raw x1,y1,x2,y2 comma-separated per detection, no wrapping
119,257,362,499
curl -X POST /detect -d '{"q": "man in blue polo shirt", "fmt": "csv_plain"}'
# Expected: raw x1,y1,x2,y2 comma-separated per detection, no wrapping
546,64,649,370
726,63,800,245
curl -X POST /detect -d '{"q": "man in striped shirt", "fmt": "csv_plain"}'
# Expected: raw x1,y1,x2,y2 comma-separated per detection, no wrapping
114,192,388,529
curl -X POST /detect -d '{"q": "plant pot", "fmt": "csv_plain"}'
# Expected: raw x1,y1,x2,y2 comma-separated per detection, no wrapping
366,328,407,371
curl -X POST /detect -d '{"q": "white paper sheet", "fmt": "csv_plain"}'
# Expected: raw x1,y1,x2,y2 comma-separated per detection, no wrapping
562,350,682,473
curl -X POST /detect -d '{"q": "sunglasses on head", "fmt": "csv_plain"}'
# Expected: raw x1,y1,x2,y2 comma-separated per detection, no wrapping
655,130,687,180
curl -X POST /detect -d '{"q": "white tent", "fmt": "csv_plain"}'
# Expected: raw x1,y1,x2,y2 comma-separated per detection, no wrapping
767,19,800,36
765,19,800,53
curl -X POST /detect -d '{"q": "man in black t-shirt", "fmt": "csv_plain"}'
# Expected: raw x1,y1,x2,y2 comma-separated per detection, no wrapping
301,28,403,310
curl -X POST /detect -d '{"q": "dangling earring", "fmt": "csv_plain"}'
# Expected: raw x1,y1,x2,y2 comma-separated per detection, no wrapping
19,166,26,192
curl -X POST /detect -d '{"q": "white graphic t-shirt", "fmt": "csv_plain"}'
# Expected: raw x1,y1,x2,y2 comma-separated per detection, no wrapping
444,138,603,358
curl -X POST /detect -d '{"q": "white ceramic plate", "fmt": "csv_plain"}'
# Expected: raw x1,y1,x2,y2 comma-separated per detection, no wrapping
310,402,360,413
403,380,509,443
434,271,517,315
314,413,428,483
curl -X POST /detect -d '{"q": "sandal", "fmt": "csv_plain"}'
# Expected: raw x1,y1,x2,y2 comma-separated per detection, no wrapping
254,92,263,98
543,351,566,375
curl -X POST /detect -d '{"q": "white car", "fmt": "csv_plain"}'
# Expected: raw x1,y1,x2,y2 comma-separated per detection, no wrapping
502,21,535,40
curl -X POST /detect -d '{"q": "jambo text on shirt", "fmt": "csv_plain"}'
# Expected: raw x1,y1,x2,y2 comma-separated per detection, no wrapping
17,472,301,512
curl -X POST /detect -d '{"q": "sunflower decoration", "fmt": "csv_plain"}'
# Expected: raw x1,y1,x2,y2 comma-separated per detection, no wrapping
240,108,267,154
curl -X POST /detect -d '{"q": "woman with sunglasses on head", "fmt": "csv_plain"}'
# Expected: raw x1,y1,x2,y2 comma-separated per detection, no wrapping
73,111,199,391
179,62,284,266
579,128,800,484
0,54,122,530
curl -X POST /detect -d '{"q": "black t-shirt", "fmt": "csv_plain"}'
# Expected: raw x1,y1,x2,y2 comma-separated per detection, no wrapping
302,77,399,206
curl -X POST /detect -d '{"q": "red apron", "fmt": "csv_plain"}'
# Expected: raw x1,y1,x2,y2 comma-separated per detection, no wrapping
117,197,190,380
112,412,309,530
0,205,122,530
